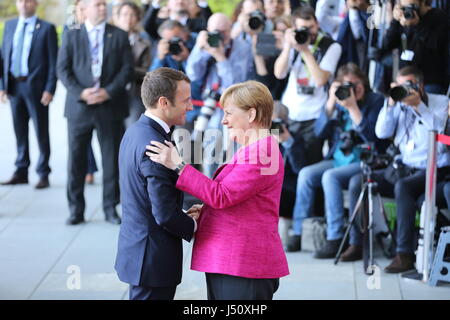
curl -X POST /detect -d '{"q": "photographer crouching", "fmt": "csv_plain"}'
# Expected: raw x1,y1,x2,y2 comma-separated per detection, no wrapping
286,63,386,254
345,66,450,272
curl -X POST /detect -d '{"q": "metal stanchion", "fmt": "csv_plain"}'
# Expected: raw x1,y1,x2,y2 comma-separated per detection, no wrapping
403,130,438,282
422,130,438,282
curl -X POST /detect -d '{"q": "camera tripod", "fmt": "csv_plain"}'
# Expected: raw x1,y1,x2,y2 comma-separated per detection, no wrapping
334,161,397,275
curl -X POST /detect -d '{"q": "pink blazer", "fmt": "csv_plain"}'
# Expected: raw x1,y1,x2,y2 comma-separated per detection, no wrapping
176,136,290,279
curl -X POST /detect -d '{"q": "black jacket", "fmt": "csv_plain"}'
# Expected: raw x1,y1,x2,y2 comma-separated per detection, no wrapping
57,23,134,122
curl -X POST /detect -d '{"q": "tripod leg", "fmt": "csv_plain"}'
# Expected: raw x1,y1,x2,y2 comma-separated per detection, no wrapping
375,191,397,255
334,184,367,265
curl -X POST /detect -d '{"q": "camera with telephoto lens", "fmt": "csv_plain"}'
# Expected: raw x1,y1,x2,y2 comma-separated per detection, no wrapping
207,31,223,48
168,37,183,55
389,80,419,102
295,27,310,45
248,10,266,30
192,88,221,141
401,4,420,20
339,130,362,155
335,81,355,100
271,118,286,134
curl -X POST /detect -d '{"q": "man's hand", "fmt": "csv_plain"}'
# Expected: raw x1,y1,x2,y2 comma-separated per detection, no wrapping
0,90,7,103
205,41,226,62
157,38,170,60
40,91,53,106
186,204,203,221
402,88,421,108
81,88,110,105
196,30,209,50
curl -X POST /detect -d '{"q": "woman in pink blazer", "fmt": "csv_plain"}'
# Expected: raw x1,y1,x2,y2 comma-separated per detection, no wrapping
147,81,290,300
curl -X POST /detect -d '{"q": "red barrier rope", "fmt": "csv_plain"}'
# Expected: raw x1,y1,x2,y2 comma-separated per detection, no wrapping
437,134,450,146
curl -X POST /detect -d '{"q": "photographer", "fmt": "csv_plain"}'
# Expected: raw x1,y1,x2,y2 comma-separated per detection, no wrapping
150,20,195,72
274,5,342,167
272,101,308,246
142,0,211,41
345,66,450,271
186,13,254,177
252,15,291,99
336,0,371,69
372,0,449,94
286,63,385,253
231,0,273,40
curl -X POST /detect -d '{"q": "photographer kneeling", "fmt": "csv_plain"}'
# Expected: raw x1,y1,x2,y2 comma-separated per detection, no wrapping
346,66,450,272
286,63,385,254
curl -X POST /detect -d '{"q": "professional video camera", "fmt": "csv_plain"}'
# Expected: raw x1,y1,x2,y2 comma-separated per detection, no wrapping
168,37,183,55
335,82,355,100
295,27,310,45
207,31,223,48
389,80,419,102
192,88,221,141
401,4,420,20
248,10,266,30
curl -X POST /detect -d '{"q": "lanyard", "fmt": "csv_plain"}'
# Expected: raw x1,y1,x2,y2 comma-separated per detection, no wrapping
296,33,324,82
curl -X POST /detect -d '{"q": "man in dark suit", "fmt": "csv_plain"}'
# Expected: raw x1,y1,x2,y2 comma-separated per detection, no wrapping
115,67,199,300
57,0,133,225
142,0,211,41
0,0,57,189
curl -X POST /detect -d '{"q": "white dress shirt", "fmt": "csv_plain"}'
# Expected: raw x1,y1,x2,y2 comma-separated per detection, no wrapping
10,15,37,77
85,20,106,82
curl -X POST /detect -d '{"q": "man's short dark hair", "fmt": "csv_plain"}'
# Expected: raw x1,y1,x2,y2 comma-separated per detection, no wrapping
141,68,191,109
117,1,142,21
157,19,190,37
291,5,317,22
397,65,425,84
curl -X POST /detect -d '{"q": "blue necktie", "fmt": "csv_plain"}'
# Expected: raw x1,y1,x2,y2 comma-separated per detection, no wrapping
12,22,28,77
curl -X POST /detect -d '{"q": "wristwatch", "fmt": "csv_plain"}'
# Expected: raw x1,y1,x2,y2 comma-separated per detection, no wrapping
174,160,186,175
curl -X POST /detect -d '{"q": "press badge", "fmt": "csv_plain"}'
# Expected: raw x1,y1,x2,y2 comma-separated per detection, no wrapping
401,50,415,62
406,140,415,152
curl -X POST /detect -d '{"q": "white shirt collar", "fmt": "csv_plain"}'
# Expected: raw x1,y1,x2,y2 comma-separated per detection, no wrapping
18,15,37,27
145,112,171,134
85,20,106,33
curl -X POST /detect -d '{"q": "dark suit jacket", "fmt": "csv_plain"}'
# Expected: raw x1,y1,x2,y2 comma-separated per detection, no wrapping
0,18,58,102
143,5,211,40
56,23,134,122
115,114,195,287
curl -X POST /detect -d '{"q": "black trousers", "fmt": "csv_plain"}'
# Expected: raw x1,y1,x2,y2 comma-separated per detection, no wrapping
289,119,323,167
8,81,51,178
205,273,279,300
348,168,448,254
67,117,123,218
129,284,176,300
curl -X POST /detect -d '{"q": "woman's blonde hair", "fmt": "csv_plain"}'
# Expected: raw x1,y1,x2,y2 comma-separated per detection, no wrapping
220,81,273,128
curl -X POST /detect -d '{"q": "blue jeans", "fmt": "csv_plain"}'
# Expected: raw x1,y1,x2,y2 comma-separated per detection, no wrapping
322,162,361,241
292,161,361,237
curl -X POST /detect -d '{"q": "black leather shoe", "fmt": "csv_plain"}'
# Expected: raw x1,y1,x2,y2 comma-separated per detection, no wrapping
105,209,121,225
313,239,343,259
286,235,301,252
35,177,49,189
66,216,85,225
1,174,28,185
